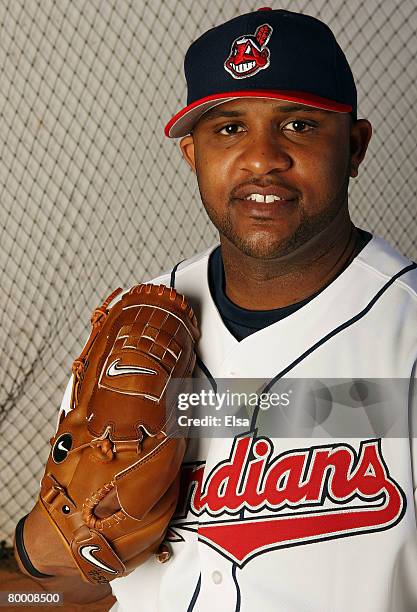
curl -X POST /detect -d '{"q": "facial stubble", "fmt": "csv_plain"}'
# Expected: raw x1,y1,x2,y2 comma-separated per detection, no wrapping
199,172,351,260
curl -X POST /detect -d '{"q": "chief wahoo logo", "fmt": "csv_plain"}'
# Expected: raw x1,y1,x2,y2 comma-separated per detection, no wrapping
224,23,273,79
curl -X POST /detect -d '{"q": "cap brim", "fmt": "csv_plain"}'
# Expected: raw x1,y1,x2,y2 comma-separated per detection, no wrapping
165,90,352,138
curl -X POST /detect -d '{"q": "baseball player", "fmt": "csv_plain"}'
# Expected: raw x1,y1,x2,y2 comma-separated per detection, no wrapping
14,8,417,612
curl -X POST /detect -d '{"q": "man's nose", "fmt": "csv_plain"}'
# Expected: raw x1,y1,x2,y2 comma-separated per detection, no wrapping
238,131,292,174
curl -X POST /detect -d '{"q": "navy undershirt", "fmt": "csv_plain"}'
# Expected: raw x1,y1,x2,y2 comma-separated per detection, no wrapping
208,228,372,341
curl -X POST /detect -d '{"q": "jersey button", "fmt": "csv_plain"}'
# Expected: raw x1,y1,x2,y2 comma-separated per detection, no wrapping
211,570,223,584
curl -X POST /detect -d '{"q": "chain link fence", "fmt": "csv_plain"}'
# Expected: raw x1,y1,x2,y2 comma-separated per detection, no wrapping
0,0,416,546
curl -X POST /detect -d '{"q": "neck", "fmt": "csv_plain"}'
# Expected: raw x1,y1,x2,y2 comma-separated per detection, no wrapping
220,212,360,310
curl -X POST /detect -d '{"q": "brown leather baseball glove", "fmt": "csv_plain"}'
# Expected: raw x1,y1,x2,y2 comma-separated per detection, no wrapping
15,284,199,584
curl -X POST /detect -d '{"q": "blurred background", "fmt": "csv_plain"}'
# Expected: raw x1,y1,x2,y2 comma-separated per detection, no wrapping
0,0,416,563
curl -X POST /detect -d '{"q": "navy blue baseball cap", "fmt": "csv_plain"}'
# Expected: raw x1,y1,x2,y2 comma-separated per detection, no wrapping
165,8,357,138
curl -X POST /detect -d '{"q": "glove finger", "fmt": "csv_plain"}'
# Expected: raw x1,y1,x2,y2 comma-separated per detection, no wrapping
94,487,120,519
115,436,186,520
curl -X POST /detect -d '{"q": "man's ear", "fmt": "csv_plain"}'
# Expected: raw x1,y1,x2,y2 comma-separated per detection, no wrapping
350,119,372,178
179,134,196,173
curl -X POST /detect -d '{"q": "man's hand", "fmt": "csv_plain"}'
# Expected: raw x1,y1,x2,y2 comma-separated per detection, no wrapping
14,503,112,604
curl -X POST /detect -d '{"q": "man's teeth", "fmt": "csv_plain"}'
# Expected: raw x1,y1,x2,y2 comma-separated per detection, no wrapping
244,194,287,203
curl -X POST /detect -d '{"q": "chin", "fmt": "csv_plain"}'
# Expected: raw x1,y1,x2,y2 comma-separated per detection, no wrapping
227,232,298,259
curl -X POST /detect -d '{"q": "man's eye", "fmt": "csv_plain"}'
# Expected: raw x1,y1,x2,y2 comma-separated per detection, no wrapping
283,120,314,133
218,124,244,135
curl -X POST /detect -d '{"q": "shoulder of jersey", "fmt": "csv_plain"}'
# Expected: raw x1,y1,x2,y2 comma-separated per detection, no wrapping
355,234,417,300
151,244,218,285
103,245,217,309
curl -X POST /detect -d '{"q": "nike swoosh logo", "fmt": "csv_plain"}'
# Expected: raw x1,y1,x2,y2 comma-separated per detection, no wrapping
57,441,70,453
106,358,157,377
79,545,118,574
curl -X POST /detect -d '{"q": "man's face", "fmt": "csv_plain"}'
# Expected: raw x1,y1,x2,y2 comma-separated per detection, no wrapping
180,98,366,259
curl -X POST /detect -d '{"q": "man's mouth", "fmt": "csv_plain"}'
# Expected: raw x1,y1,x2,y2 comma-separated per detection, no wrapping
233,185,297,203
243,193,292,204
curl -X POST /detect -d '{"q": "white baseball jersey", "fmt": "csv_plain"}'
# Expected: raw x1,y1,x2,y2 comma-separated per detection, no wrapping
60,234,417,612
